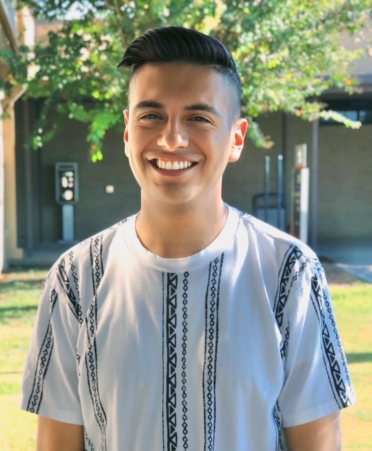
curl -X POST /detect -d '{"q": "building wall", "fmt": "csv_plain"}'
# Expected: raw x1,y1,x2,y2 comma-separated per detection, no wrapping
318,123,372,239
14,100,372,248
285,114,372,240
223,112,285,215
15,99,140,245
224,111,372,241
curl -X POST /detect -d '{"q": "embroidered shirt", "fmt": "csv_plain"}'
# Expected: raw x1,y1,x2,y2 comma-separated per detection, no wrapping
20,205,356,451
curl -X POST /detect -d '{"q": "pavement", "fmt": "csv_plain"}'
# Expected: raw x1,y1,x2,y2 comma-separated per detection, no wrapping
8,243,76,270
317,240,372,283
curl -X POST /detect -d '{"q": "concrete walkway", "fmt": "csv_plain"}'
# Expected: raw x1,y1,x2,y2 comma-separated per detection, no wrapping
317,240,372,283
8,243,75,269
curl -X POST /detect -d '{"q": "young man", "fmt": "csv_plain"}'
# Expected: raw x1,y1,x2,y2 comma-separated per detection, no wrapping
21,27,355,451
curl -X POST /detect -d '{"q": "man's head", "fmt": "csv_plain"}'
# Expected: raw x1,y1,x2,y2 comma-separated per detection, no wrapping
118,26,241,120
118,27,247,208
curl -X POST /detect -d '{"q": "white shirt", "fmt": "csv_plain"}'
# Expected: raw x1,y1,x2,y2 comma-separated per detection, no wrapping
20,206,356,451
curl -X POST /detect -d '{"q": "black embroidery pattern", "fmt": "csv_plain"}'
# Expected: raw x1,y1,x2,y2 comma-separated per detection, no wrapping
181,272,189,450
203,255,224,451
311,274,353,408
272,403,284,451
27,289,58,413
166,273,178,451
69,250,81,302
57,257,83,325
279,324,290,360
85,234,107,451
274,246,307,328
85,428,95,451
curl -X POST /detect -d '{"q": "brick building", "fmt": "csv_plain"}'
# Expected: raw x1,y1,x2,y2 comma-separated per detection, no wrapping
4,23,372,267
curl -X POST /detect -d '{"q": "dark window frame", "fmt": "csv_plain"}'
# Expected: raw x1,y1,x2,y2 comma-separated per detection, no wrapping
320,98,372,125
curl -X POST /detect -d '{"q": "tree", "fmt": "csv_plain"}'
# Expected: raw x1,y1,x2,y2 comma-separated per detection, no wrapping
1,0,371,161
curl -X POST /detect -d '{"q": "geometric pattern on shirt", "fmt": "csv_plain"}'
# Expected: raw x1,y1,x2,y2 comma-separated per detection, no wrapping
274,245,308,329
85,234,107,451
56,256,83,325
69,249,81,302
272,402,284,451
181,272,189,451
310,274,353,408
203,254,224,451
166,273,178,451
26,288,58,414
85,428,95,451
279,324,290,360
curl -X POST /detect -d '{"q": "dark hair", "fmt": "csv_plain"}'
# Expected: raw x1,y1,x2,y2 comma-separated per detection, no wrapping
118,26,241,116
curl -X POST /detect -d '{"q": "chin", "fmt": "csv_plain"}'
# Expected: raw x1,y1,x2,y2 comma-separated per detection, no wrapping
145,188,200,206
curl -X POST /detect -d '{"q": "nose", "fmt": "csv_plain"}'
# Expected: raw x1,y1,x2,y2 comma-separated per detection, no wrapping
157,119,189,151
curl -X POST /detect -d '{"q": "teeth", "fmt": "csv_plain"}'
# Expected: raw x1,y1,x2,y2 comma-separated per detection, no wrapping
156,160,193,170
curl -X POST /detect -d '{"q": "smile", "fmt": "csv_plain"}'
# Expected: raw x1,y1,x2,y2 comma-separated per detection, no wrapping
153,159,195,170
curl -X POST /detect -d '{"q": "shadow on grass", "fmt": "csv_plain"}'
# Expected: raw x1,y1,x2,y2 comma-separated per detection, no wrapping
0,279,44,294
346,353,372,364
0,305,38,323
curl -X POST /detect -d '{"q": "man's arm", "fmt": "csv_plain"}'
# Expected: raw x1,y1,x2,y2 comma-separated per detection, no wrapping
37,416,84,451
284,412,341,451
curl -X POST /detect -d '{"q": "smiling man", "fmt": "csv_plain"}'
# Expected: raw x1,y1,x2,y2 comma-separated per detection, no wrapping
20,27,355,451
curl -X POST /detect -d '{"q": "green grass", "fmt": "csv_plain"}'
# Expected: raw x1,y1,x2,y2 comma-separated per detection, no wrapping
0,270,46,451
0,270,371,450
331,284,372,450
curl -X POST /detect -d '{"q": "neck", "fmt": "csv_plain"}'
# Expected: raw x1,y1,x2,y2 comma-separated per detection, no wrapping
136,194,228,258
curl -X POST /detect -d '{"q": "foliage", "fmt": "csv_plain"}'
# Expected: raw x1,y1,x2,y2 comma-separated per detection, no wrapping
0,0,371,160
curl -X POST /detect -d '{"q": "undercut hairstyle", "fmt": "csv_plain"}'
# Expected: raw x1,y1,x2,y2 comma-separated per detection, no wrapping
118,26,242,118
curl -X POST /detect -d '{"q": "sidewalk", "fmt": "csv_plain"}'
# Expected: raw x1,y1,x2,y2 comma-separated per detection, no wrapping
317,240,372,283
8,243,75,269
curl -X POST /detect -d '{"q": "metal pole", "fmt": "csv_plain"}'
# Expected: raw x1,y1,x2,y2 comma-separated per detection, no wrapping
23,99,33,257
264,155,270,223
277,154,283,230
311,120,319,251
281,113,287,229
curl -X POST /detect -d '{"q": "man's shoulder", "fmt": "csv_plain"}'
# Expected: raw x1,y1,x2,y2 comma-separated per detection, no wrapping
236,209,317,261
49,215,133,279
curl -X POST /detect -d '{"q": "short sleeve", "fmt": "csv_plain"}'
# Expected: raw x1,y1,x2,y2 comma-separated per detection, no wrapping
277,256,356,428
19,259,84,424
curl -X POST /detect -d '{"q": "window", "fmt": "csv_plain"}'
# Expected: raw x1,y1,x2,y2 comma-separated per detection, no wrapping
320,99,372,125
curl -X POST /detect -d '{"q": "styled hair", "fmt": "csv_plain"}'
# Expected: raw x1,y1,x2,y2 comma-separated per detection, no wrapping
118,26,241,116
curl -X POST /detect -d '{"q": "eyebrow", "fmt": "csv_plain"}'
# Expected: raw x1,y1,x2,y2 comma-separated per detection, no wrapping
133,100,221,118
133,100,164,111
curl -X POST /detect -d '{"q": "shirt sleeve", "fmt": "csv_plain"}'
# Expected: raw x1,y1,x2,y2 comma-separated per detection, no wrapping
277,254,356,428
19,258,84,425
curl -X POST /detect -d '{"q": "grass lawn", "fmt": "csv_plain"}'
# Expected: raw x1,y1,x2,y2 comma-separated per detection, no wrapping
0,269,371,450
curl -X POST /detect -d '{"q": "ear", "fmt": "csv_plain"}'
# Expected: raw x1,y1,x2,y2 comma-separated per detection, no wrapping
123,109,129,157
228,119,248,163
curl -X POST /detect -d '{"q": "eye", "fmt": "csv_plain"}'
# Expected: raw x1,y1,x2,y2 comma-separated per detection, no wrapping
189,116,211,123
140,113,162,120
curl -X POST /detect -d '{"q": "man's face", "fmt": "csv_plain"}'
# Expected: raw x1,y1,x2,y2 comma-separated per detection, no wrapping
124,63,247,207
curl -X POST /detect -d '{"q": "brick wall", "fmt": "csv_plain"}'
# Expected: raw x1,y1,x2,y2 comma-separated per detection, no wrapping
16,100,140,245
223,111,372,240
15,100,371,247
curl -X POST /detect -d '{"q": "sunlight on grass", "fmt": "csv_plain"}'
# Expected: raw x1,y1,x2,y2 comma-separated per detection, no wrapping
0,270,371,449
331,283,372,451
0,269,46,450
